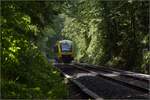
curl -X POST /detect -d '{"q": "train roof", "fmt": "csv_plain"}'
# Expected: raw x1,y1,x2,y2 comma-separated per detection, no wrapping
59,40,73,44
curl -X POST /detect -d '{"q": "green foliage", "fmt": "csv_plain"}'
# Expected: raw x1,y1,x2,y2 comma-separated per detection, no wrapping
1,1,149,99
100,1,149,71
62,0,104,63
142,51,150,74
62,0,149,73
1,1,68,99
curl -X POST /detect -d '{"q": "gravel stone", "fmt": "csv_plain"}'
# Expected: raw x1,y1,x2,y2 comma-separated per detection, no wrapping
76,75,149,99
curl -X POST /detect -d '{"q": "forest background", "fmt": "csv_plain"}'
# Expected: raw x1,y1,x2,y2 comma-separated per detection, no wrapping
1,0,149,99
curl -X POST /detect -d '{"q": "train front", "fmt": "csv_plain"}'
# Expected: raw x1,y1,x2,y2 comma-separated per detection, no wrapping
54,40,74,63
60,40,74,63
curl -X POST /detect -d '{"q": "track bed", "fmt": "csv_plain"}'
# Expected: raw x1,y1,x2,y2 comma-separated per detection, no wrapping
55,63,150,99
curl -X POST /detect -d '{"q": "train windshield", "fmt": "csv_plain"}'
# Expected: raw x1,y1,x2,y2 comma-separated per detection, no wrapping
61,42,72,52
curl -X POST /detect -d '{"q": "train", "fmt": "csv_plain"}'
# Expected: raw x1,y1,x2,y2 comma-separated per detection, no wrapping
53,40,74,63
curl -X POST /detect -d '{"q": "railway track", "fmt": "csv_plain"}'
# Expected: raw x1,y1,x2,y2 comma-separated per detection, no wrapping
55,63,150,99
75,63,150,82
74,63,150,93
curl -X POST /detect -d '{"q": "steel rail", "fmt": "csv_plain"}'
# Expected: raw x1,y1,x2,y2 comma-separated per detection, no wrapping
71,64,150,93
75,63,150,82
55,64,104,100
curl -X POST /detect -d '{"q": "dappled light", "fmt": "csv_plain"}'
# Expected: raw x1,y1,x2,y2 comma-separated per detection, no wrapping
1,0,149,99
75,73,98,78
1,1,68,99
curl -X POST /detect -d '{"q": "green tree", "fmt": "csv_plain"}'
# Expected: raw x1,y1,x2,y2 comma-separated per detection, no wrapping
1,1,68,99
62,0,149,73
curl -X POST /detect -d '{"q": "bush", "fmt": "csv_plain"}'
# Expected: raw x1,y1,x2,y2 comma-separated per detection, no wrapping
1,35,68,99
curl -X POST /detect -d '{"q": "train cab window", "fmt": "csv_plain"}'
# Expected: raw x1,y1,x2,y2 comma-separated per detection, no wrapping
61,42,72,52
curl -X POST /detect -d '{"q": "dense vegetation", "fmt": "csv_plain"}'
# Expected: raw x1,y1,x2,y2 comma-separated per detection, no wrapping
1,0,149,99
1,1,68,99
62,0,149,74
